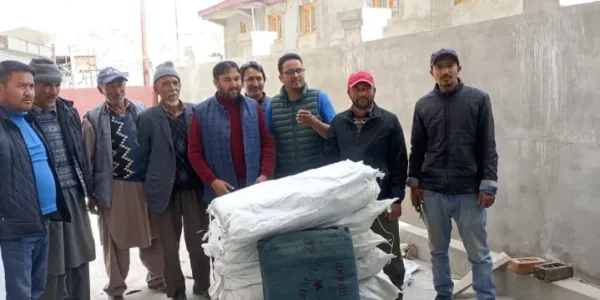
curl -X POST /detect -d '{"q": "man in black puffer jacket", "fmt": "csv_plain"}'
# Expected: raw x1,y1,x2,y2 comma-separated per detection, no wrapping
0,60,70,300
407,49,498,300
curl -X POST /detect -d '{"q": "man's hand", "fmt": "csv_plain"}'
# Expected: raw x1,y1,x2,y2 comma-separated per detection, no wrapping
386,203,402,221
87,198,99,215
255,175,268,184
478,192,495,208
296,109,316,126
410,187,423,213
211,179,234,197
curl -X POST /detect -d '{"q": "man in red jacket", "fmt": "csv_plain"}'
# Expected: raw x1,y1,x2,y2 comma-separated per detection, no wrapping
188,61,274,203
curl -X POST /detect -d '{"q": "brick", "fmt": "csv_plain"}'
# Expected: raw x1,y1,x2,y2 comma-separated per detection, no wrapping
508,257,546,274
533,262,574,282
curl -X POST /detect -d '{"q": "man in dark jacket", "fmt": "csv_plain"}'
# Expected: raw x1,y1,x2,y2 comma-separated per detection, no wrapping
138,62,209,300
240,61,271,111
325,71,407,297
0,60,71,300
28,57,96,300
407,49,499,300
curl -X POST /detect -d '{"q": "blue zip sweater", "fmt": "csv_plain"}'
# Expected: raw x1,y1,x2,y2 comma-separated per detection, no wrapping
2,106,57,215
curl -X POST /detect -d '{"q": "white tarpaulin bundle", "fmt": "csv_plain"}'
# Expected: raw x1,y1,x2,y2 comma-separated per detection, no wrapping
203,160,401,300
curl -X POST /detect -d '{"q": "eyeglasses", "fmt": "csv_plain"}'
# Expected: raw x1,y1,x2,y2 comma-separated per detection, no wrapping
283,68,305,76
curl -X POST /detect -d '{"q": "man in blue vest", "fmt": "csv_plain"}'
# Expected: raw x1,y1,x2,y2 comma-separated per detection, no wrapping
188,61,274,203
265,53,336,178
0,60,71,300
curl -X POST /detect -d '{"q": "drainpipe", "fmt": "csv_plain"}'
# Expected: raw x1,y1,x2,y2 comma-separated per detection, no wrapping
140,0,150,86
251,7,256,31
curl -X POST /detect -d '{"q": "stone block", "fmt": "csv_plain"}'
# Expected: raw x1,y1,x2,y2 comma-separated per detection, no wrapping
508,257,546,274
533,262,574,282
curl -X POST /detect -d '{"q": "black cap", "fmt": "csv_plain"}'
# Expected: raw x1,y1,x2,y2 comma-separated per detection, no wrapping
430,48,460,66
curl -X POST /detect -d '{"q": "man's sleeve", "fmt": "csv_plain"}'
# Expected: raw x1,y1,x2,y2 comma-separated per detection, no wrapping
407,104,427,188
317,91,336,124
187,115,218,185
387,116,409,203
477,94,499,195
81,116,96,180
135,112,151,173
265,100,274,134
323,117,340,165
257,104,274,178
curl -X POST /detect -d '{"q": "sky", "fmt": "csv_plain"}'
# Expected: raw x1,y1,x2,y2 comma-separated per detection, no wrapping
0,0,225,65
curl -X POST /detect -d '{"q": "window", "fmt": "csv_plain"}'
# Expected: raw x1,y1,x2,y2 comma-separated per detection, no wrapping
372,0,395,8
240,21,248,33
269,14,282,39
455,0,470,4
300,3,316,35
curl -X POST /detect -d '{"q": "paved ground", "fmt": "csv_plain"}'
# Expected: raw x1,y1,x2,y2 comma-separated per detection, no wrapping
89,216,513,300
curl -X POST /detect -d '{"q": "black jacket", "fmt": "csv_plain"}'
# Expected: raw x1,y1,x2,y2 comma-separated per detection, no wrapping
0,108,71,237
325,104,408,202
407,81,498,194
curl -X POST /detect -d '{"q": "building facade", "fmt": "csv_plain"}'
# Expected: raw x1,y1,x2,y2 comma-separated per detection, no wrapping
199,0,401,59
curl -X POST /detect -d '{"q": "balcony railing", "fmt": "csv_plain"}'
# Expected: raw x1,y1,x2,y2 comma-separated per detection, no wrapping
0,35,52,57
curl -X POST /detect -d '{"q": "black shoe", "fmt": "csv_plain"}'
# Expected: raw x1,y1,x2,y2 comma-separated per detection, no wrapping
170,292,188,300
193,284,210,297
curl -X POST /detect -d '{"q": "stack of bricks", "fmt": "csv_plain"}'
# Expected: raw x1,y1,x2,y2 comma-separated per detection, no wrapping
508,257,574,282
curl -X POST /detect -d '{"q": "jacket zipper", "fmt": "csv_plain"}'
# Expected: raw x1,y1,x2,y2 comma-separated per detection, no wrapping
444,98,449,189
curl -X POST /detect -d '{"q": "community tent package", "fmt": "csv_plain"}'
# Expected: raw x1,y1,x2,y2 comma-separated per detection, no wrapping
203,160,401,300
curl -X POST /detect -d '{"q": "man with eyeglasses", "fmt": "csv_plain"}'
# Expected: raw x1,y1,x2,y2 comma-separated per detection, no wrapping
265,53,336,178
240,61,270,111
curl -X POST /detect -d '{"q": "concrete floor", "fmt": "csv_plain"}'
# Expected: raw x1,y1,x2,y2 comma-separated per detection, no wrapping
89,216,513,300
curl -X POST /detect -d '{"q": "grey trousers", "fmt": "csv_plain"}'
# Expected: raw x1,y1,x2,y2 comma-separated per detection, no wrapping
40,263,90,300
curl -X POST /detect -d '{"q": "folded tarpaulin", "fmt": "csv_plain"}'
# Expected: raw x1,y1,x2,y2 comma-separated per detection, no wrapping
258,227,360,300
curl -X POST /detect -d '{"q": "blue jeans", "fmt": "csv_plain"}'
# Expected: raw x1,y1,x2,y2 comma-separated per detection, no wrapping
0,220,50,300
421,190,496,300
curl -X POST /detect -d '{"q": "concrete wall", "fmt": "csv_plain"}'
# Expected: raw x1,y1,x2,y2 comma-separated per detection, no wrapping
179,0,600,284
386,0,524,37
0,49,42,64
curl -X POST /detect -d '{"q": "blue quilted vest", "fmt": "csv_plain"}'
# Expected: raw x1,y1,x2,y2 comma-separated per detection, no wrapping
193,95,261,203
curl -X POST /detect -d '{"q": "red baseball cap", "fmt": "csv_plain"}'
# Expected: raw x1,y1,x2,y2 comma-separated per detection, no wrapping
348,71,375,87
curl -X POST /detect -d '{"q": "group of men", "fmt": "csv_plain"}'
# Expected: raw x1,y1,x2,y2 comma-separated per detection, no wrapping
0,47,498,300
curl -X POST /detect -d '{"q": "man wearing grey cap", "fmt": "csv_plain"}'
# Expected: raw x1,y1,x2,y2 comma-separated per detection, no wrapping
137,62,208,299
28,57,96,300
408,49,499,299
82,67,165,299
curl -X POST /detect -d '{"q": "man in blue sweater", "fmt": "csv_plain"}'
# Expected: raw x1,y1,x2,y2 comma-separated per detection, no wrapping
0,60,70,300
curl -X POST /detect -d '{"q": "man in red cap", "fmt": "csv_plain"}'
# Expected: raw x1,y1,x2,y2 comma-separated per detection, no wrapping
325,71,407,298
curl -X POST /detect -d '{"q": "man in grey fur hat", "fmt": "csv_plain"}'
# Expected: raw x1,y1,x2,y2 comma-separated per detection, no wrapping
137,62,209,300
28,57,96,300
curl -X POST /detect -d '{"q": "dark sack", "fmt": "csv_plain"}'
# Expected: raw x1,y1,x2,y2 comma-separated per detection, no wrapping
383,256,406,290
258,227,360,300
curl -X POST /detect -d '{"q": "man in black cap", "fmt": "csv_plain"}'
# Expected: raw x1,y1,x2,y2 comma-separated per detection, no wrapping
28,57,96,300
407,49,499,299
137,62,209,300
82,67,164,299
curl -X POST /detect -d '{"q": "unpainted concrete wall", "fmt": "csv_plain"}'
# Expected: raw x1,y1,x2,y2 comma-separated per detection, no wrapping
179,1,600,284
